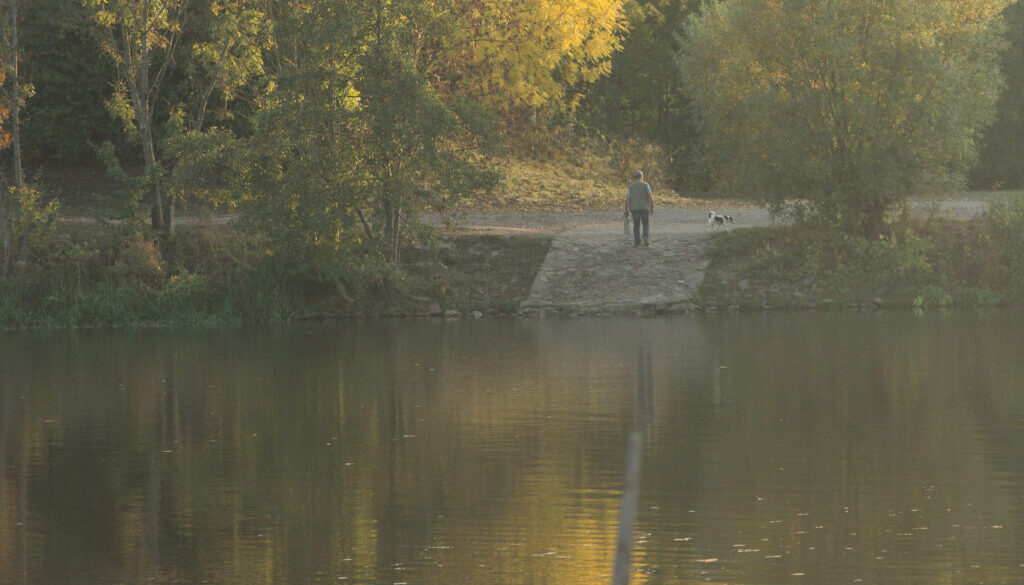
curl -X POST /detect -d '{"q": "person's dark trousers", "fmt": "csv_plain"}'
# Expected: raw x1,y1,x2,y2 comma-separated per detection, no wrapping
631,209,650,245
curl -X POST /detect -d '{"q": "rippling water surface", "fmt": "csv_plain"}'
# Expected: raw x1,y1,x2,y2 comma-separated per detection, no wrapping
1,312,1023,585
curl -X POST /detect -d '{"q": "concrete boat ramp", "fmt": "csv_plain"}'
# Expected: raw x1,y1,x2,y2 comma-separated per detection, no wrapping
519,208,772,316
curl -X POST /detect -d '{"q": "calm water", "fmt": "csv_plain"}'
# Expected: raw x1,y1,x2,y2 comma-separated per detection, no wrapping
1,312,1023,585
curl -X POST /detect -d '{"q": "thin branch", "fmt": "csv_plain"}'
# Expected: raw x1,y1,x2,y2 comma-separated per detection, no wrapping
149,0,190,121
354,206,375,242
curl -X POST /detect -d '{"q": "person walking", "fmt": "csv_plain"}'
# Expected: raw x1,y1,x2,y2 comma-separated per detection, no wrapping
625,170,654,247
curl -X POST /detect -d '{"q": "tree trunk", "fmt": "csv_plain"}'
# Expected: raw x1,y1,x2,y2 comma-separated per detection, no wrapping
162,187,174,236
1,181,8,276
10,0,22,189
141,119,164,232
1,0,19,276
135,0,167,234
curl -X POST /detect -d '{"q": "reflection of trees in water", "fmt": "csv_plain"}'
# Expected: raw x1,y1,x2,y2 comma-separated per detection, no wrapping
641,312,1024,584
0,382,10,578
635,345,654,435
0,323,639,584
3,384,29,585
613,342,656,585
3,314,1023,585
0,322,634,582
0,363,29,585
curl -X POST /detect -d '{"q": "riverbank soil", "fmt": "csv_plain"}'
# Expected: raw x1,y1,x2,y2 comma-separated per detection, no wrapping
368,234,553,317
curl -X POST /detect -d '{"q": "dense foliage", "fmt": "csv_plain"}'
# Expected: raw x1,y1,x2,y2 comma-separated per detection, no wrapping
579,1,697,161
972,0,1024,189
679,0,1013,234
700,196,1024,309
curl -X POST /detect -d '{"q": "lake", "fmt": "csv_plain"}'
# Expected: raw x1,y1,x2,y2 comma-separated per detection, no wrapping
2,312,1023,585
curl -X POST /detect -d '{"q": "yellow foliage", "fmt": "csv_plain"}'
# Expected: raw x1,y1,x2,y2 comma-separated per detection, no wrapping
474,140,694,211
428,0,626,113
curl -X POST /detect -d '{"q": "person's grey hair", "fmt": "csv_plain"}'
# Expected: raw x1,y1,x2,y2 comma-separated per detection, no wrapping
633,170,643,179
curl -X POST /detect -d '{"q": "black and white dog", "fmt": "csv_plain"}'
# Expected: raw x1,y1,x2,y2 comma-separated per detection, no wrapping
707,211,734,230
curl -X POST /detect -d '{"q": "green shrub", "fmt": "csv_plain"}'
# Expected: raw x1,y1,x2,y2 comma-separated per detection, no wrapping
973,195,1024,296
913,285,954,309
702,207,1024,308
2,184,61,275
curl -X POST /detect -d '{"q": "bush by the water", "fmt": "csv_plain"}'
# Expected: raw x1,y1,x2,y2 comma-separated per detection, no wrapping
701,197,1024,309
0,224,308,328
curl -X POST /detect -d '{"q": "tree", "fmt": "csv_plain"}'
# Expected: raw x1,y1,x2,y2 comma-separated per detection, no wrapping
0,0,22,274
83,0,189,233
3,0,23,188
423,0,626,119
20,0,120,163
973,1,1024,189
223,0,497,290
680,0,1013,235
360,0,499,265
185,0,271,132
0,2,12,273
581,0,696,143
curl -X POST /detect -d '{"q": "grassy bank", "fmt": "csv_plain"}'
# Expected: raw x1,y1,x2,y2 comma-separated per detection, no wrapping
0,221,550,329
0,223,300,328
699,197,1024,311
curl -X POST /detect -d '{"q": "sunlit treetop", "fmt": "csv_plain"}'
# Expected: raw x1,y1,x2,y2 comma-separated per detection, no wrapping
425,0,626,112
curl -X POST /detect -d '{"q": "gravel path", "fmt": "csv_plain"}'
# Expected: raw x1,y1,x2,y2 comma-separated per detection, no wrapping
517,207,774,315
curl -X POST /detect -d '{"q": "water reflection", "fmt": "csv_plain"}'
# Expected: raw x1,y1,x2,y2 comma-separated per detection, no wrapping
612,342,656,585
0,313,1022,585
636,345,654,435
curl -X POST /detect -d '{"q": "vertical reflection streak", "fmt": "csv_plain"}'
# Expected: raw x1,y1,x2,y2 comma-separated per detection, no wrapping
612,339,656,585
